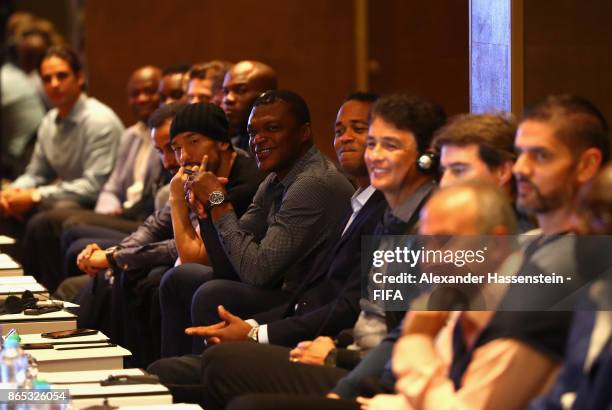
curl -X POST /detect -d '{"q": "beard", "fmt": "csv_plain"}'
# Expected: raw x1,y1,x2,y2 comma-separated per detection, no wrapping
516,177,574,214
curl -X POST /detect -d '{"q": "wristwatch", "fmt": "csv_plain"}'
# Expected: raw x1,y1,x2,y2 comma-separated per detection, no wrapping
208,190,225,207
247,325,259,343
104,246,121,271
324,348,338,367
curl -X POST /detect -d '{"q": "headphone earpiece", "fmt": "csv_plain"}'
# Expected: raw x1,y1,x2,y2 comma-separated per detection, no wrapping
22,290,35,302
4,295,22,314
416,151,439,174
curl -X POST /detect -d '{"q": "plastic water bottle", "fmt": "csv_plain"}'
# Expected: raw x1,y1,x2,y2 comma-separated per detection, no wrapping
32,380,53,410
0,336,28,388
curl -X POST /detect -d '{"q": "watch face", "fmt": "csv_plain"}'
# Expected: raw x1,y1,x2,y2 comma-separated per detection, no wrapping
209,190,225,206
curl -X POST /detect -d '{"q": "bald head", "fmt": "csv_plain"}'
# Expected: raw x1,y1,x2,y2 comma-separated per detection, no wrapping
420,181,517,235
233,60,278,90
222,60,278,136
128,65,162,123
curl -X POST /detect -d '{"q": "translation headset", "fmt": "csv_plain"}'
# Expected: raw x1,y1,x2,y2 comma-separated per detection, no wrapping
0,290,37,315
0,291,63,315
416,150,439,174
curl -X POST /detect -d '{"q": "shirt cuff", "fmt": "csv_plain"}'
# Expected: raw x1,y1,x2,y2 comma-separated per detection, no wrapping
110,247,129,271
258,324,269,344
10,178,35,189
36,185,60,199
245,319,259,327
245,319,269,344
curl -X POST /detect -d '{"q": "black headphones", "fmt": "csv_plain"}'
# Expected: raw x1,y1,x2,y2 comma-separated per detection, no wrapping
416,151,439,174
0,291,37,315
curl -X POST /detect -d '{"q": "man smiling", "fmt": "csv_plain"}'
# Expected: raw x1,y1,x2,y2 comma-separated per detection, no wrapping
188,90,354,289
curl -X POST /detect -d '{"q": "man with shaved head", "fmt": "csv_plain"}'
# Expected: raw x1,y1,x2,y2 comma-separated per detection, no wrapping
222,60,278,152
21,65,166,292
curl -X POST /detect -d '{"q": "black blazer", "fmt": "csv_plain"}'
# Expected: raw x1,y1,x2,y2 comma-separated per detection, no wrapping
254,190,388,347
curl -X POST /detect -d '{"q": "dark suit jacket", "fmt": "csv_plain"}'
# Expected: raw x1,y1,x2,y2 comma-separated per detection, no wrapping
252,190,388,347
528,308,612,410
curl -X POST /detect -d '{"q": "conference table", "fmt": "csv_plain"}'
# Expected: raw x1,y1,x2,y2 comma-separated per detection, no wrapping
0,248,196,407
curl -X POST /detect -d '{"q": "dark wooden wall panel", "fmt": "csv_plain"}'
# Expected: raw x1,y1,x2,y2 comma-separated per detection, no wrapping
523,0,612,124
369,0,469,116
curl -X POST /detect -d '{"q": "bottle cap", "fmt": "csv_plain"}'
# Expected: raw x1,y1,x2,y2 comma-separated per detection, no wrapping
33,379,50,390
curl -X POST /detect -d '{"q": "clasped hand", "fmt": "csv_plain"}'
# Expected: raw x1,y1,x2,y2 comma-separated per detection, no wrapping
171,154,232,218
76,243,110,276
0,188,37,220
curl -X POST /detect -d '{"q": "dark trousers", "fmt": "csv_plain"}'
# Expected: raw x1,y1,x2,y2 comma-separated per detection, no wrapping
149,343,348,410
159,263,293,357
147,354,205,405
227,394,359,410
21,208,139,291
114,264,171,368
160,263,214,358
76,271,113,337
76,263,170,368
0,199,82,273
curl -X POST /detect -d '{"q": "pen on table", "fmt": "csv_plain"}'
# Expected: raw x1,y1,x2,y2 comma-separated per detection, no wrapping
49,339,111,345
22,340,112,349
55,343,117,351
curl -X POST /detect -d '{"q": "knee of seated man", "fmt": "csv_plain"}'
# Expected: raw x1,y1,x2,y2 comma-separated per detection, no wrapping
66,238,90,259
148,355,207,406
62,214,86,230
201,343,240,376
24,209,51,233
159,265,183,298
147,355,202,385
191,279,237,323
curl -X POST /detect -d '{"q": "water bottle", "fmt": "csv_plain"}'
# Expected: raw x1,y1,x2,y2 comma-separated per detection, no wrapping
32,380,52,410
0,336,28,388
